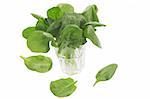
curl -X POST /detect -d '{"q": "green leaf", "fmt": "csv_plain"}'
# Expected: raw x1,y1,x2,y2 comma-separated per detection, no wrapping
47,7,64,20
46,19,62,37
31,13,48,31
22,27,36,39
36,21,47,31
27,31,52,53
94,64,118,86
59,24,86,52
20,55,52,73
85,21,106,27
84,25,101,48
31,13,45,23
82,5,99,22
60,13,86,31
57,3,74,13
50,78,77,97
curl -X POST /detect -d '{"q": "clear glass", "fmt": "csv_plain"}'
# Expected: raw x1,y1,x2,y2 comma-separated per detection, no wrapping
55,45,85,75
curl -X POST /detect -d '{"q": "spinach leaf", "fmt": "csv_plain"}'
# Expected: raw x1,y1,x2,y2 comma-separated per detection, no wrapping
27,31,53,53
94,64,118,86
57,3,74,13
31,13,45,23
47,7,64,20
46,19,62,37
60,13,86,31
22,27,36,39
58,24,86,53
20,55,52,73
36,21,47,31
31,13,48,31
84,25,101,48
50,78,77,97
82,5,99,22
85,21,106,27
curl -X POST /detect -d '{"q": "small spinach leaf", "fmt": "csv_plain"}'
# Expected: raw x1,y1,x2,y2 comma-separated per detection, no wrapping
84,25,101,48
20,55,52,73
47,7,64,20
27,31,53,53
31,13,45,23
57,3,74,13
22,27,36,39
94,64,118,86
50,78,77,97
82,5,99,22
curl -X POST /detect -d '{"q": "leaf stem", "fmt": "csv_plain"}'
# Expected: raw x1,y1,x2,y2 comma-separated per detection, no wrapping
93,81,98,87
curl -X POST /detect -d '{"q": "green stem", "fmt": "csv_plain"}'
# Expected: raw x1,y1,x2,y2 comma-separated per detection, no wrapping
93,81,99,87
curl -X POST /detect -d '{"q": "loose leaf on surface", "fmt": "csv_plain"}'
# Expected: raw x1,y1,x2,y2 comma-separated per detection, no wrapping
50,78,77,97
20,55,52,73
93,64,118,86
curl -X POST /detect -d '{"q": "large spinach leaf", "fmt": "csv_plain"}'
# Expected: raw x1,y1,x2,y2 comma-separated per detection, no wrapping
94,64,118,86
27,31,53,53
20,55,52,73
50,78,77,97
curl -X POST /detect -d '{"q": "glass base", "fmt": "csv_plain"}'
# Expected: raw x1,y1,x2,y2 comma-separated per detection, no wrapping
56,46,85,75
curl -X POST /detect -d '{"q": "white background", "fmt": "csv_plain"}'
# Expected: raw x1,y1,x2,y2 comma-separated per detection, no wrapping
0,0,150,99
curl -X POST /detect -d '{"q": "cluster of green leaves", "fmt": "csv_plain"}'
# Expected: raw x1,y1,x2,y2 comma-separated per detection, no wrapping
21,3,118,98
22,3,105,54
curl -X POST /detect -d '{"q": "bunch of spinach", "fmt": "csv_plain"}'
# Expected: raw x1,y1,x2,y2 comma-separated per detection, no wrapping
20,3,118,98
22,3,105,55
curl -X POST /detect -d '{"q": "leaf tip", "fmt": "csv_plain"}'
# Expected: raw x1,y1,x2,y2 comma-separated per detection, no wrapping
20,55,25,60
103,24,106,27
74,81,78,84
